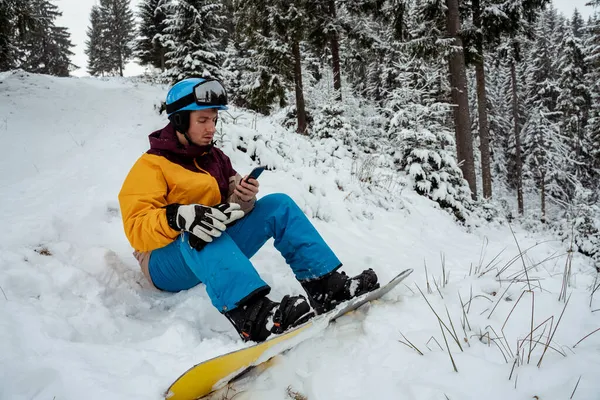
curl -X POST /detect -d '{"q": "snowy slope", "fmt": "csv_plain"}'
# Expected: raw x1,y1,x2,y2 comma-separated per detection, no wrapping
0,71,599,400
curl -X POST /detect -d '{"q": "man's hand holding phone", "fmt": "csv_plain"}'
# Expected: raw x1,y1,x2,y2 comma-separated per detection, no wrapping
235,166,265,201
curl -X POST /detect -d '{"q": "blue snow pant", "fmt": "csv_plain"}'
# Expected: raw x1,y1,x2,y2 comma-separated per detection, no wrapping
148,193,341,312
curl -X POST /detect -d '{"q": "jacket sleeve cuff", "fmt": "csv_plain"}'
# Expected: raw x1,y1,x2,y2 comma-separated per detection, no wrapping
226,174,257,214
164,203,181,231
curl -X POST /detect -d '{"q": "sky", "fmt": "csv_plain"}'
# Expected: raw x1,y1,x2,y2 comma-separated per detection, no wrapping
55,0,598,78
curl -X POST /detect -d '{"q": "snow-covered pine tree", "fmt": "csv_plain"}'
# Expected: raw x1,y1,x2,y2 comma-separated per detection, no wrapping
337,1,388,100
515,9,558,196
11,0,75,76
556,11,593,188
220,0,235,47
46,26,75,76
519,7,581,217
278,0,311,133
135,0,168,71
407,0,478,199
584,11,600,174
460,0,550,200
85,5,111,76
522,107,570,220
387,57,473,222
224,0,292,114
162,0,227,82
311,92,355,145
556,187,600,267
0,0,17,71
496,40,529,214
99,0,135,77
231,0,310,133
304,0,344,99
486,61,513,191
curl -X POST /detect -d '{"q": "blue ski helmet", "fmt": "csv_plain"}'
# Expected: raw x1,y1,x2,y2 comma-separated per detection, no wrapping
165,77,229,116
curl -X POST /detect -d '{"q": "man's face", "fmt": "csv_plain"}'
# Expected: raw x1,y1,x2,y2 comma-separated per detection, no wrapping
187,108,218,146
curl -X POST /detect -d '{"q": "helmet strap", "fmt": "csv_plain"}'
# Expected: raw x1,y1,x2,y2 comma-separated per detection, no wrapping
169,111,198,147
182,131,195,147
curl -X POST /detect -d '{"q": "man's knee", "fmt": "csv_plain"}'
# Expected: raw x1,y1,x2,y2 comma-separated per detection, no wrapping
259,193,295,208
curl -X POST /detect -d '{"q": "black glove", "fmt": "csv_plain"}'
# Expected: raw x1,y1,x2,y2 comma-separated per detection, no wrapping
166,203,245,249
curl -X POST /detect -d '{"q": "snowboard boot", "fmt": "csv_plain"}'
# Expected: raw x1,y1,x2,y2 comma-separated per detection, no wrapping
225,294,315,342
301,268,380,315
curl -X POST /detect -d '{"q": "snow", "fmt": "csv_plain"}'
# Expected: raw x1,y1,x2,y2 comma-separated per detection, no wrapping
1,71,599,400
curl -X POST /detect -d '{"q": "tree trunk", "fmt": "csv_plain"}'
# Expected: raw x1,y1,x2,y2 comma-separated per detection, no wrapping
328,0,342,100
472,0,492,199
446,0,477,199
510,60,524,215
118,46,123,77
160,46,166,71
475,61,492,198
540,170,546,223
292,39,307,134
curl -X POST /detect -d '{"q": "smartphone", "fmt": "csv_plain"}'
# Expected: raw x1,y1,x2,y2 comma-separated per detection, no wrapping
244,166,266,182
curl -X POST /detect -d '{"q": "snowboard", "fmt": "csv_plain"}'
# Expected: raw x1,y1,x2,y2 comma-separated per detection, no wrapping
165,268,413,400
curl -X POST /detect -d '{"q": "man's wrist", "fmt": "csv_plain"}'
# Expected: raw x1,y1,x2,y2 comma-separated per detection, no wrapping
164,203,182,231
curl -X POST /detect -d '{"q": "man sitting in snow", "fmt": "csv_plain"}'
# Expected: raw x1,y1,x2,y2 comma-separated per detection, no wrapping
118,77,379,342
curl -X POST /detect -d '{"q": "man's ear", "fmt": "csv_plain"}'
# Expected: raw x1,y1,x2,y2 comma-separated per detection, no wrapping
173,113,182,126
169,111,190,134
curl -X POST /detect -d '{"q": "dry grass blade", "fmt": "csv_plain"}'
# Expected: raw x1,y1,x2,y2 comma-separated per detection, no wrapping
479,247,507,277
476,236,488,276
0,285,7,301
493,252,523,279
570,376,582,399
518,338,566,357
528,291,535,364
399,331,424,355
488,338,509,363
472,331,509,363
478,330,491,346
458,292,471,331
493,240,554,279
286,386,308,400
445,305,463,351
427,336,444,351
488,280,517,319
465,294,494,309
487,325,514,359
538,294,570,367
572,327,600,348
398,339,418,353
424,261,432,294
559,248,573,303
402,283,415,294
416,285,462,350
529,325,549,357
502,291,527,331
590,274,600,308
508,358,518,380
440,252,448,286
433,276,444,299
468,285,473,313
505,263,542,282
439,320,458,372
517,316,554,352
